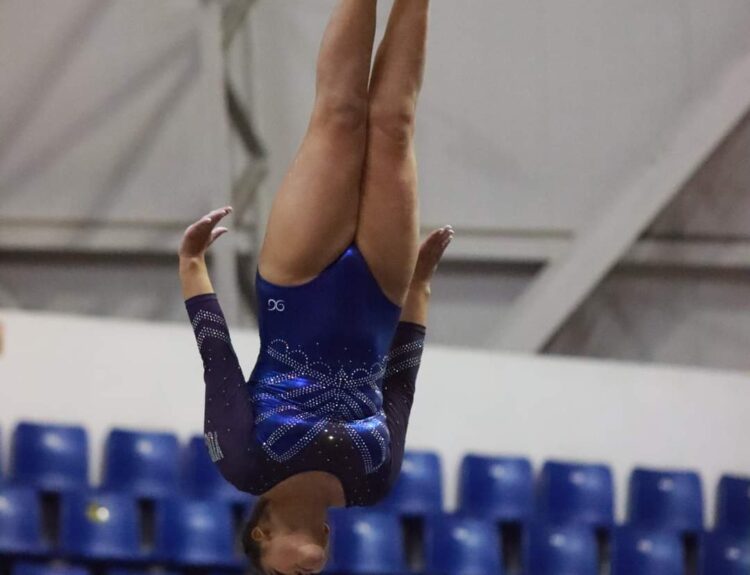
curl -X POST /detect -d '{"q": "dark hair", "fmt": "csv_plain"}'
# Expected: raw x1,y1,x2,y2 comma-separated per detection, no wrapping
243,496,271,575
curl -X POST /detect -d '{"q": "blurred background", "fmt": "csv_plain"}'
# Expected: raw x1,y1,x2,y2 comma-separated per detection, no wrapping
1,1,750,574
2,0,750,368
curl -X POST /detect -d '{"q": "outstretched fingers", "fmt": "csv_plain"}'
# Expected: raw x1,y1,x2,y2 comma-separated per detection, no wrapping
186,206,232,235
421,225,454,262
429,225,454,250
201,206,233,227
180,206,233,258
208,226,230,247
412,225,454,284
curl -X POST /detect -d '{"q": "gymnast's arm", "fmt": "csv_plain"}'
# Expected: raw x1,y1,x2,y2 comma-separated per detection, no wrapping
382,226,453,489
382,313,427,490
179,207,255,492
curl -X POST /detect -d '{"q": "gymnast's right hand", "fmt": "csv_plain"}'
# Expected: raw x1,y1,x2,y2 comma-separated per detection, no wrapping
179,206,233,259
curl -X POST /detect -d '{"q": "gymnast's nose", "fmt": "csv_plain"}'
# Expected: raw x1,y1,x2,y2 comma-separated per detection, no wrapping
297,544,327,572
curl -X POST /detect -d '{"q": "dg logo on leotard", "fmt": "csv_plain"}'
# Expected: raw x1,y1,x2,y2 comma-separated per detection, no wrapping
268,299,285,312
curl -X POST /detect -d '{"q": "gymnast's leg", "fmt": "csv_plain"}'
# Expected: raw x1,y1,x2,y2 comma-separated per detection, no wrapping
356,0,430,306
258,0,378,286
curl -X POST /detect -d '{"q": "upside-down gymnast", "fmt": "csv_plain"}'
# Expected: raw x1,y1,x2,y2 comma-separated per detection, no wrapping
178,0,441,572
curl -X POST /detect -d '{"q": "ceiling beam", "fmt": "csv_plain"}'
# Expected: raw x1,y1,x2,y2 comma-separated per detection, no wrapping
493,53,750,352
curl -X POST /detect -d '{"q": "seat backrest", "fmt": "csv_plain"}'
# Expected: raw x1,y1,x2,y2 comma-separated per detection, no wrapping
611,525,684,575
700,530,750,575
627,468,704,534
106,570,181,575
59,490,141,562
379,450,443,517
106,570,180,575
328,509,406,574
154,497,238,568
424,514,503,575
458,454,533,523
102,429,180,499
181,436,247,505
716,475,750,535
524,522,599,575
12,422,88,493
537,460,614,528
0,484,46,555
13,564,90,575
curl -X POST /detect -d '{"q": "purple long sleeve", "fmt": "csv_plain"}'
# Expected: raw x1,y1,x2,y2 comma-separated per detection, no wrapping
185,293,255,492
381,322,426,495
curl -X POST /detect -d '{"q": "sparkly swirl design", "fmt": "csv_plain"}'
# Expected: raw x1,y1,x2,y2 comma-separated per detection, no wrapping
252,339,393,474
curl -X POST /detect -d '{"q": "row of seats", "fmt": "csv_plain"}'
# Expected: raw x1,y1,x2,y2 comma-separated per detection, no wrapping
0,486,244,569
3,422,749,536
7,565,176,575
0,424,246,505
4,502,748,575
327,510,750,575
390,453,750,536
2,422,749,574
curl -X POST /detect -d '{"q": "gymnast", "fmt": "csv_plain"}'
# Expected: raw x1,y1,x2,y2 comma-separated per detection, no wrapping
178,0,440,572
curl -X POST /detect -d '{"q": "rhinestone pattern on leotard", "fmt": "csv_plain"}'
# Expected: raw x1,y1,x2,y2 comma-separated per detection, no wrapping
252,337,409,473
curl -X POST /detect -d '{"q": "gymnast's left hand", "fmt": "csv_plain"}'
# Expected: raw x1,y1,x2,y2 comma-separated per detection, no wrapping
411,225,454,287
179,206,233,259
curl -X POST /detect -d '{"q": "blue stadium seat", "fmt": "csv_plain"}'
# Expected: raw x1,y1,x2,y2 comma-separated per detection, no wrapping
13,564,90,575
107,570,180,575
424,514,503,575
182,436,248,505
716,475,750,535
11,422,88,493
611,526,684,575
102,429,180,499
537,460,614,529
379,451,443,518
328,509,406,574
701,530,750,575
0,485,47,557
59,490,142,563
627,468,704,534
154,497,241,569
524,522,599,575
458,455,533,524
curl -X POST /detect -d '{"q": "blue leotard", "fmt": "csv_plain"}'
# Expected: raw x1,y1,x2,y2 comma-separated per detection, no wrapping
252,245,401,471
186,244,425,506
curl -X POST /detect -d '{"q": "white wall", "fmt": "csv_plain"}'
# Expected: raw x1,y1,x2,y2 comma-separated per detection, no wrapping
2,309,748,524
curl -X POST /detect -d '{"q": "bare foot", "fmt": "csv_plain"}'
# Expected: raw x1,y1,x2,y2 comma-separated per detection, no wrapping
411,225,454,286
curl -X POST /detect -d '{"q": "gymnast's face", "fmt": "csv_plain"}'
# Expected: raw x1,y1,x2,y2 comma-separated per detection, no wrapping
253,517,330,574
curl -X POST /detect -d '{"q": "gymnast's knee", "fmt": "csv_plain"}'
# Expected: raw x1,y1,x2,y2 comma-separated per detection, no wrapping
312,93,369,134
368,102,416,148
